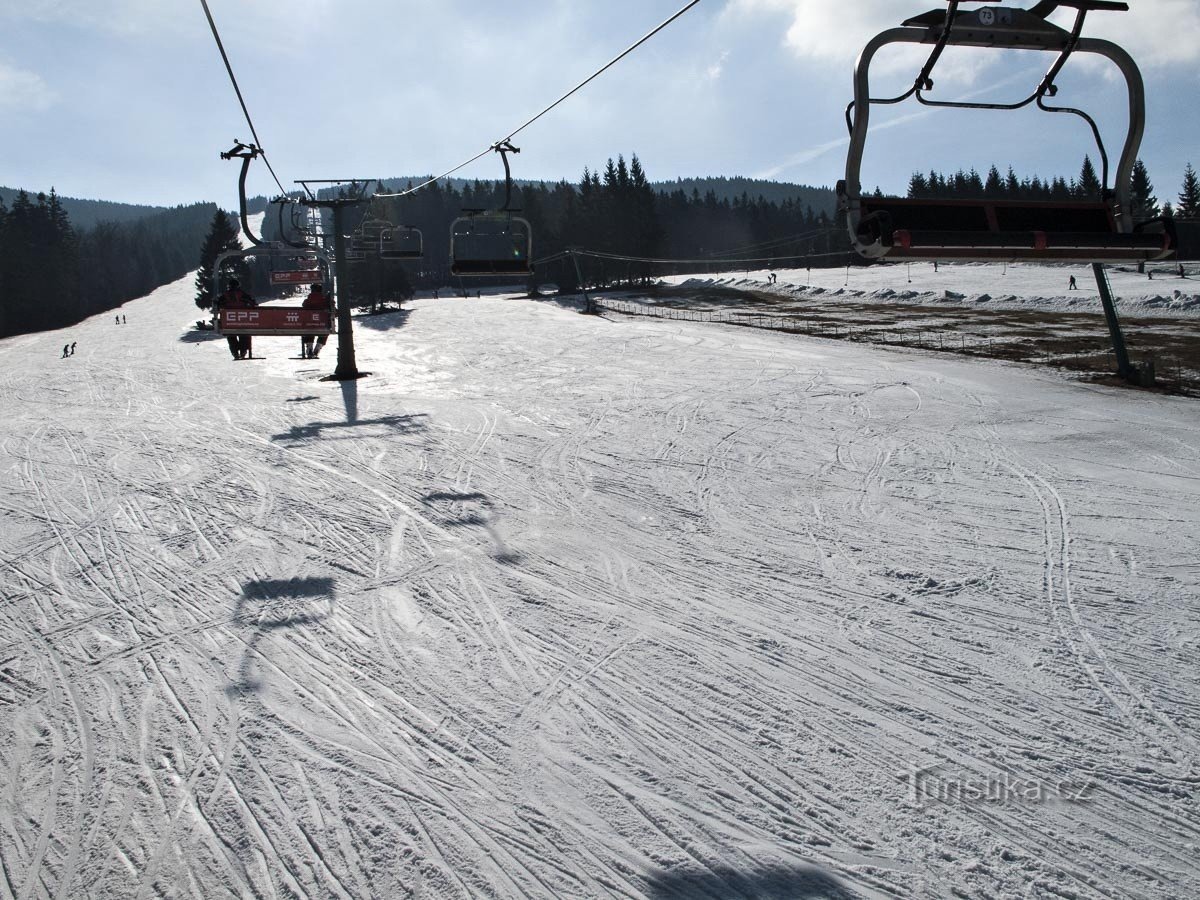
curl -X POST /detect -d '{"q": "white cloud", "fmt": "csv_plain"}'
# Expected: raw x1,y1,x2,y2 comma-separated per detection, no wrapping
707,50,731,81
0,62,56,112
724,0,899,63
1048,1,1200,68
722,0,995,87
725,0,1198,78
1,0,173,35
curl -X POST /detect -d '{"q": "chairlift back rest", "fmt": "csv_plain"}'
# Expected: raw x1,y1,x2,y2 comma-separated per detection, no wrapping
853,196,1173,261
216,306,334,337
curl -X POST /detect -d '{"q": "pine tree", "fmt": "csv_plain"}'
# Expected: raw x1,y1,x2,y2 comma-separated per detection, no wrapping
984,166,1003,198
1077,155,1102,199
1129,160,1159,220
1005,167,1021,198
46,189,80,320
1177,163,1200,219
194,209,243,310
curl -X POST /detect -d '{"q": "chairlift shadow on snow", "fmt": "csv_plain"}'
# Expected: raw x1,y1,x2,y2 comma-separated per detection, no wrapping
226,577,336,695
179,326,223,344
422,490,522,565
644,863,858,900
354,307,413,332
270,412,427,444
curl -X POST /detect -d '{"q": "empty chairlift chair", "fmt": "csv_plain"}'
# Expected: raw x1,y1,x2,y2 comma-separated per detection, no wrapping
837,1,1175,265
450,139,534,278
450,215,533,277
379,226,424,260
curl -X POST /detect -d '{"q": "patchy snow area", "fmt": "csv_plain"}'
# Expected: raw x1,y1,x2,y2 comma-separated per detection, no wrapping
668,261,1200,318
1,271,1198,898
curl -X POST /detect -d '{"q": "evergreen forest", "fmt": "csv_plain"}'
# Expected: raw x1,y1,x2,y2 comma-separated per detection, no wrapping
0,190,218,338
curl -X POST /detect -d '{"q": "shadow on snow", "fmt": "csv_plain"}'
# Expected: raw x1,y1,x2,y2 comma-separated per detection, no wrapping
422,490,522,565
353,308,412,332
644,863,859,900
226,577,336,695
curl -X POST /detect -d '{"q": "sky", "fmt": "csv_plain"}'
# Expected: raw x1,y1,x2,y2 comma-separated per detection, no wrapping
1,0,1197,210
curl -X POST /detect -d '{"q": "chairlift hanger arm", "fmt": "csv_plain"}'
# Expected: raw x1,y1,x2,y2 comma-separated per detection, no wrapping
908,2,1117,186
845,1,1128,135
492,141,521,212
840,5,1152,262
271,195,312,250
843,5,1140,194
221,140,266,247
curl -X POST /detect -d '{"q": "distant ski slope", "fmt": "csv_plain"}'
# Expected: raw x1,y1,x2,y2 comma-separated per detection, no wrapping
0,269,1197,898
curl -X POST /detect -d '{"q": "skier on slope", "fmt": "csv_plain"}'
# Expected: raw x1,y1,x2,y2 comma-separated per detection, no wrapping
216,279,257,360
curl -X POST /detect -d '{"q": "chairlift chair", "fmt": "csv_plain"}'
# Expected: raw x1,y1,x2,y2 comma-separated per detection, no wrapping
838,1,1175,264
212,245,335,337
379,226,424,260
449,140,535,278
450,214,533,276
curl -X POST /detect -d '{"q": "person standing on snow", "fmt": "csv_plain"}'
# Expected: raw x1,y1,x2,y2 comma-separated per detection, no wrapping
1068,276,1078,290
70,342,76,355
62,344,70,358
300,283,332,359
217,278,257,359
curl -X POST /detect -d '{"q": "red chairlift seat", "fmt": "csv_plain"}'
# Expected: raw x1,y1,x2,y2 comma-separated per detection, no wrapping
212,245,335,337
216,304,335,337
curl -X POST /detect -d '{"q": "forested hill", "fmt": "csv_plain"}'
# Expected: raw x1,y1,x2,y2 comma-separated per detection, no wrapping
368,175,837,214
650,177,836,214
0,187,170,231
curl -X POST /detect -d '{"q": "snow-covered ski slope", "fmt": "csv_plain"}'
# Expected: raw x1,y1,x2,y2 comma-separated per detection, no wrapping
1,270,1198,899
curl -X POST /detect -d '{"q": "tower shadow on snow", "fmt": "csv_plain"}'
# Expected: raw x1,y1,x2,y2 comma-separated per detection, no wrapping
644,863,859,900
341,378,358,424
354,308,412,332
226,577,336,695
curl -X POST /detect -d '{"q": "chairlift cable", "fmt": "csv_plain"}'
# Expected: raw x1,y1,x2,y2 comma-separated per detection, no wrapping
703,227,830,258
198,0,289,197
375,0,702,200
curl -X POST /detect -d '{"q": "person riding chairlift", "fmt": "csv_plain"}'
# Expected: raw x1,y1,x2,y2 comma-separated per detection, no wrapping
301,283,332,359
217,278,257,360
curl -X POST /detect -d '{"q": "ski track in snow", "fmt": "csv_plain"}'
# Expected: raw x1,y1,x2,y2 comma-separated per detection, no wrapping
0,267,1198,898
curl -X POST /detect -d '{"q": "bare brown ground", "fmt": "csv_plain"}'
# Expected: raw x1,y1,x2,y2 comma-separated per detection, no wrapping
607,285,1200,397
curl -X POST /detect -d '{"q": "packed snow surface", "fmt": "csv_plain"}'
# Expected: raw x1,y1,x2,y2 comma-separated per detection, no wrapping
1,268,1198,898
